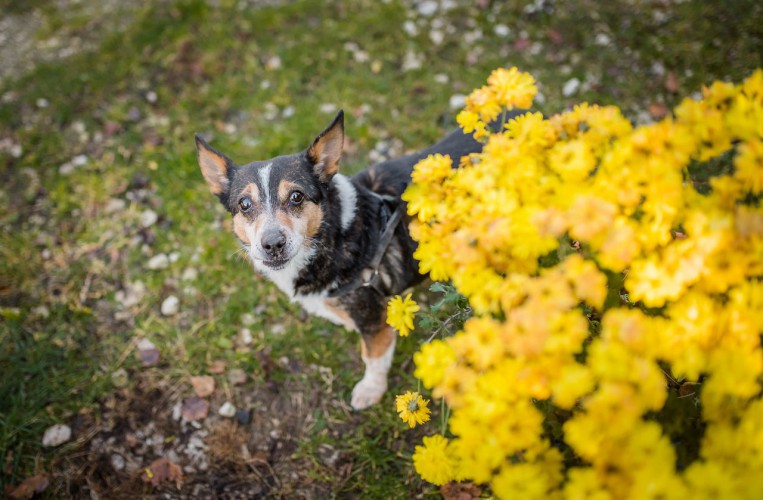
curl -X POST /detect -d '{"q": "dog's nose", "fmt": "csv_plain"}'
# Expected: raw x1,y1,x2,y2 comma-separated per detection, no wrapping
261,228,286,255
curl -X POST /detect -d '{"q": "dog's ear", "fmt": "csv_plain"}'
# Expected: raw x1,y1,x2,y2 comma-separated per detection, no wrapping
307,110,344,183
195,134,233,200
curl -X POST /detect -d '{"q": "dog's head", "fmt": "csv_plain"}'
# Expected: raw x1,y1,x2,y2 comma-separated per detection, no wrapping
196,110,345,272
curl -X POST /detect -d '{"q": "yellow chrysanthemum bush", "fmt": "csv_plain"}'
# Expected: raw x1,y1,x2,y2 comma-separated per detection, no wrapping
394,67,763,497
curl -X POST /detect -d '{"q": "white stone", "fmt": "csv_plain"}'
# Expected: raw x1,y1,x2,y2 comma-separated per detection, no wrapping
401,50,422,71
59,162,75,175
111,454,126,471
42,424,71,447
136,338,156,351
72,154,88,167
320,102,337,114
140,209,158,228
403,20,418,36
562,77,581,97
417,1,438,16
449,94,467,110
238,328,253,346
182,267,198,281
434,73,449,84
266,55,282,70
147,253,169,270
161,295,179,316
595,33,611,46
494,24,511,37
104,198,126,214
218,402,236,418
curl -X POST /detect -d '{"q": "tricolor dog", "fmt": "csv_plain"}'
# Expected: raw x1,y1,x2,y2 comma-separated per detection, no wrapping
195,110,485,409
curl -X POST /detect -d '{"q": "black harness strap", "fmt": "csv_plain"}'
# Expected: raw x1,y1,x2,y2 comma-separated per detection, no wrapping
327,203,405,298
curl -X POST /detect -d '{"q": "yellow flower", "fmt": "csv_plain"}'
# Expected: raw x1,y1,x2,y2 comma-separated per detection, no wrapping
386,293,420,336
734,138,763,193
457,109,483,135
412,434,454,486
487,67,537,109
402,68,763,496
414,340,457,389
395,391,431,428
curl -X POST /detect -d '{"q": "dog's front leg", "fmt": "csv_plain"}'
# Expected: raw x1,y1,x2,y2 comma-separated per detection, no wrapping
351,325,396,410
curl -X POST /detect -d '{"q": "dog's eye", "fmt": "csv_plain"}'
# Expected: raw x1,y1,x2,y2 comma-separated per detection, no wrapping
238,196,253,212
289,191,304,206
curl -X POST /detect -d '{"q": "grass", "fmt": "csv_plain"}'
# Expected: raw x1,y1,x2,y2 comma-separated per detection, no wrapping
0,0,761,496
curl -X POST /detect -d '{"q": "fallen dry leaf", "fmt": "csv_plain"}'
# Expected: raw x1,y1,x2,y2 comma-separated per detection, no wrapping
9,474,49,499
190,375,215,397
441,481,481,500
648,102,669,119
141,456,183,488
208,360,226,374
181,397,209,421
665,71,679,93
547,28,563,44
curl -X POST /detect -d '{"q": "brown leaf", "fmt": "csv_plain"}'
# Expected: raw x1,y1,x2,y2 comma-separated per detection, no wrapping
190,376,215,397
514,37,531,52
9,474,49,499
181,397,210,421
440,481,482,500
141,456,183,488
665,71,679,93
208,360,226,374
648,102,669,119
139,348,160,367
547,28,563,44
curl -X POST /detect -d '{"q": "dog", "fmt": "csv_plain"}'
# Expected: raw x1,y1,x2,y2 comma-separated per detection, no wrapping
195,110,486,409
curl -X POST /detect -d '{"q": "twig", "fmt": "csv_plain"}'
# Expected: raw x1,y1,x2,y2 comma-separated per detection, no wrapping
425,307,472,343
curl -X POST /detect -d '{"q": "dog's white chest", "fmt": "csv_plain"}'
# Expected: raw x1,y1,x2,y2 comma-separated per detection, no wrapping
294,293,357,332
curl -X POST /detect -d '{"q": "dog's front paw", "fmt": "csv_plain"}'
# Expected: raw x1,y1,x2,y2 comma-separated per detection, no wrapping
351,376,387,410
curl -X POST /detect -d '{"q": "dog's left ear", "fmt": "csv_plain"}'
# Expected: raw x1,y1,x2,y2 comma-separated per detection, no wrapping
307,110,344,183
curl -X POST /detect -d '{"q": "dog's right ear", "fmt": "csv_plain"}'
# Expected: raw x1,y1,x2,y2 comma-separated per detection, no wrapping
195,134,233,200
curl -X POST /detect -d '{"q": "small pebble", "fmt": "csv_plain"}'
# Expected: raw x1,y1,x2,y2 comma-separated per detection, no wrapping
402,20,418,37
235,409,251,425
136,338,156,351
147,254,169,270
237,328,253,346
111,454,126,471
161,295,180,316
449,94,467,110
562,77,581,97
42,424,72,447
417,0,438,16
140,209,158,228
320,102,337,114
218,402,236,418
182,267,198,281
494,24,511,37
